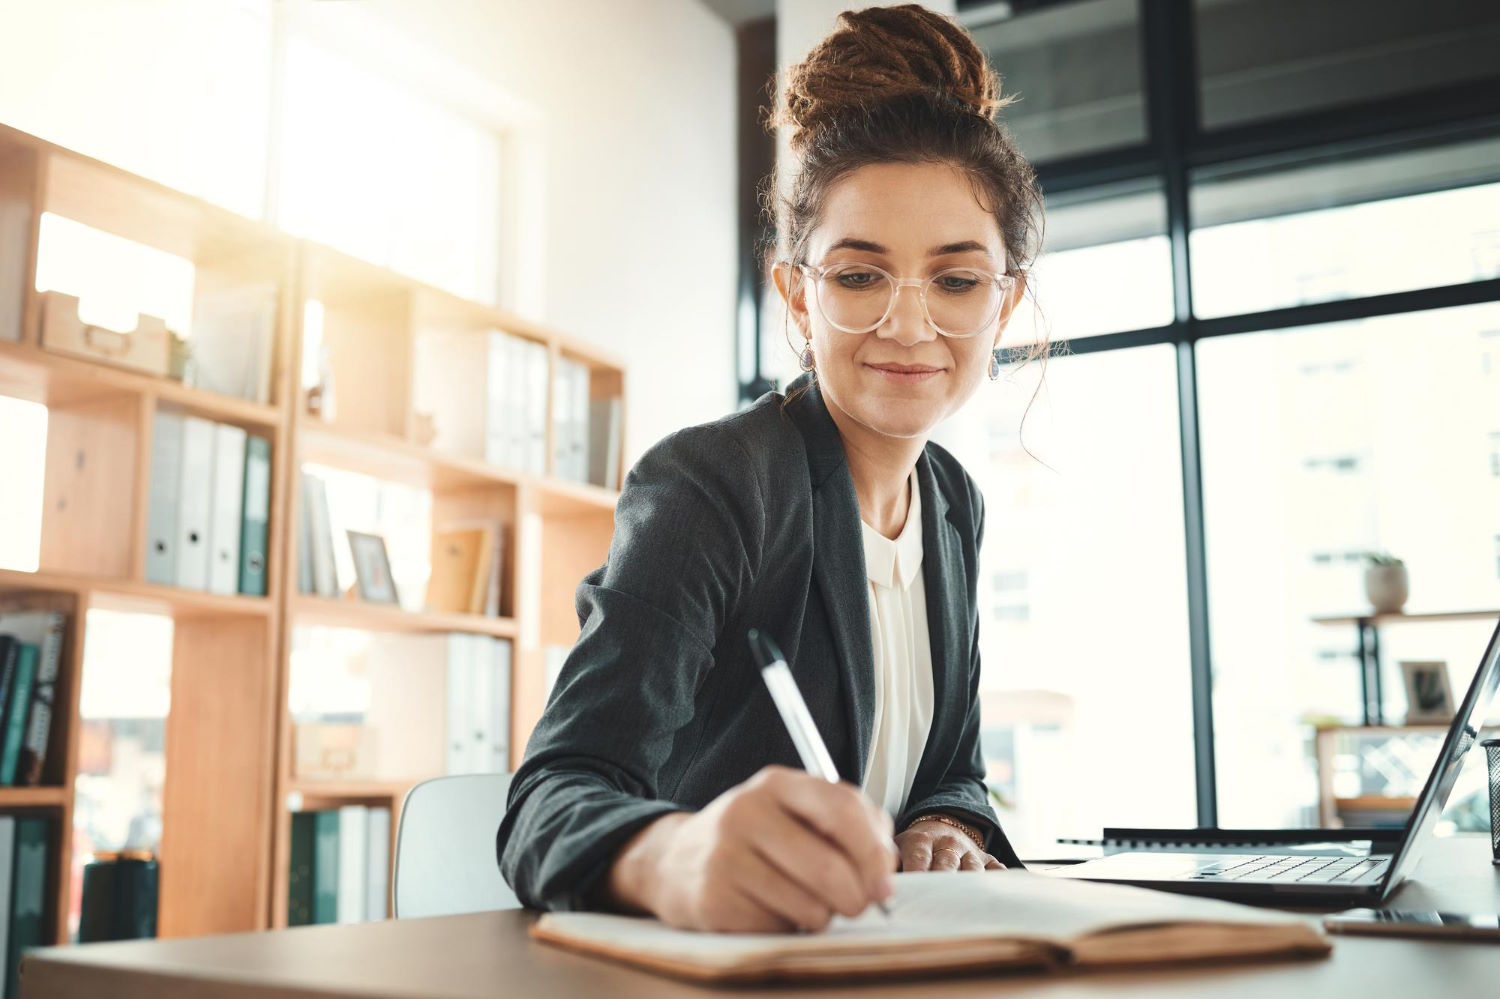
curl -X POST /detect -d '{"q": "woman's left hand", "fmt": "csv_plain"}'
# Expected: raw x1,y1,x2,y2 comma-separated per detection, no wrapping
895,818,1004,872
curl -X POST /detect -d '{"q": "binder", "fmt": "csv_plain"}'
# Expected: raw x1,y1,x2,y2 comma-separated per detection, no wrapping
174,416,217,590
484,332,511,469
490,640,512,774
571,360,589,482
525,340,548,474
207,423,247,596
336,805,368,924
552,357,573,480
365,807,390,922
469,638,493,774
445,635,474,775
288,812,315,926
6,818,47,999
313,811,340,924
145,411,184,586
0,817,13,992
239,435,272,596
0,645,37,786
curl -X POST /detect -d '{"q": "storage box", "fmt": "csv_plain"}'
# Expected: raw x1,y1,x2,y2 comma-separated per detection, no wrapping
41,290,172,377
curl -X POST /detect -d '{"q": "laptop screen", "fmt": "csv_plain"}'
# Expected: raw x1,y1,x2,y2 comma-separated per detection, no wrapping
1382,616,1500,889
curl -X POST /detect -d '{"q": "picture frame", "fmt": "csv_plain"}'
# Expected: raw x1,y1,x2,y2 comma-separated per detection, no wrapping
346,530,399,605
1400,660,1455,724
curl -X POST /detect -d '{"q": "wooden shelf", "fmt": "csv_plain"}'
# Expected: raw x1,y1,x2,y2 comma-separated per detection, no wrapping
1312,609,1500,626
285,779,415,805
299,423,522,492
0,568,274,619
0,787,70,808
292,596,517,638
531,477,620,517
0,339,282,430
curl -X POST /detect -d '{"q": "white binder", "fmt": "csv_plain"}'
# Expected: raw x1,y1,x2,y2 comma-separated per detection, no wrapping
490,639,512,774
174,416,217,590
445,634,474,775
207,423,247,595
145,411,184,586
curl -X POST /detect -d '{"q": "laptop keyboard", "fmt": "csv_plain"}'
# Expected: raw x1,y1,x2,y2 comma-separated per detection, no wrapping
1188,854,1389,884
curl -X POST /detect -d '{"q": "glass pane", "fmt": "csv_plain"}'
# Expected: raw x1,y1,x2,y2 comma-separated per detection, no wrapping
0,0,271,217
1017,182,1172,346
964,0,1146,163
1199,302,1500,828
934,344,1196,848
1190,137,1500,319
71,609,173,939
278,37,503,303
1196,0,1500,131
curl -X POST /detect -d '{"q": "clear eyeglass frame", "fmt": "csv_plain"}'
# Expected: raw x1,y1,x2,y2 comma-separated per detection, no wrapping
786,259,1019,339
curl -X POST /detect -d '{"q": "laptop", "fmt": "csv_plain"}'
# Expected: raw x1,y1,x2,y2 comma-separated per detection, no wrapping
1051,615,1500,905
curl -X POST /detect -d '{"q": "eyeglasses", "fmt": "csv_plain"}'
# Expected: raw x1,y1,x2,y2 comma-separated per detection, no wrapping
786,260,1018,339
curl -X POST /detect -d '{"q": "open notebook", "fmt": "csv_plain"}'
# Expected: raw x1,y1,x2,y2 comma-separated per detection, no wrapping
531,871,1331,984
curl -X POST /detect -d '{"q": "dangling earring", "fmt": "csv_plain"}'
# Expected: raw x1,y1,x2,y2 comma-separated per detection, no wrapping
987,348,1002,381
799,342,815,371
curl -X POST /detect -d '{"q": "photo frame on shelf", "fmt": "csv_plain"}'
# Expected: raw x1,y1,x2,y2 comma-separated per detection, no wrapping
1400,660,1455,724
346,531,399,605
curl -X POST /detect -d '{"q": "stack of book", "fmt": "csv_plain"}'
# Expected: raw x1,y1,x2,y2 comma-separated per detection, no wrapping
0,817,52,999
297,472,338,599
287,806,391,926
145,413,272,597
0,611,64,788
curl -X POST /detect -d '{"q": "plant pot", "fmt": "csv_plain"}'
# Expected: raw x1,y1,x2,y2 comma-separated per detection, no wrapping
1365,564,1409,614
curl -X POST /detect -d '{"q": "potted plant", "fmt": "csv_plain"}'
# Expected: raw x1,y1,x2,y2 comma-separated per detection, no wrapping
1363,552,1408,614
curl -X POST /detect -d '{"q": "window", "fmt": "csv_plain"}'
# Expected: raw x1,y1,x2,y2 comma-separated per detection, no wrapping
1195,0,1500,131
1198,303,1500,826
934,344,1196,847
1190,137,1500,319
1016,183,1173,345
965,0,1146,163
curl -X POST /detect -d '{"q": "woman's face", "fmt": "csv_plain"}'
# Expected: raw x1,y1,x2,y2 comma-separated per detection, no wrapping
776,161,1025,441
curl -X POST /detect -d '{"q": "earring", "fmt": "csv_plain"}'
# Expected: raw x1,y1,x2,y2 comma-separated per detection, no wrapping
988,348,1002,381
799,342,815,371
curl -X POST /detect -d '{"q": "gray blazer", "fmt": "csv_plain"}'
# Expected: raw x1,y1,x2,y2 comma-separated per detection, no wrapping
496,370,1020,911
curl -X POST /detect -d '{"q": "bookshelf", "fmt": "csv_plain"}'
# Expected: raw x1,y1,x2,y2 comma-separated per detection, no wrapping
0,122,627,939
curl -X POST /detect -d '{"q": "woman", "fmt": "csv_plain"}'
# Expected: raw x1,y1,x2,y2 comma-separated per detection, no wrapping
497,3,1044,933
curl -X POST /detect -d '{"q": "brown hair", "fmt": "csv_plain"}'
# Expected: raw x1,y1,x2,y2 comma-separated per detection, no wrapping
760,3,1050,409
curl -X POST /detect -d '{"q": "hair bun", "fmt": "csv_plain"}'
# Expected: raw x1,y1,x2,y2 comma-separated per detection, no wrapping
773,3,1013,151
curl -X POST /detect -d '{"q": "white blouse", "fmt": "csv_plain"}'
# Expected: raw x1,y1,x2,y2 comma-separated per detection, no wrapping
859,466,935,819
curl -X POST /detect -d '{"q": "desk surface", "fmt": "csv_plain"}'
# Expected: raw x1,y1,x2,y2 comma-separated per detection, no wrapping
22,836,1500,999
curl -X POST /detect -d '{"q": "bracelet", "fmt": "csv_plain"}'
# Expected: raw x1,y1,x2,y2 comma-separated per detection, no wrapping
909,813,986,849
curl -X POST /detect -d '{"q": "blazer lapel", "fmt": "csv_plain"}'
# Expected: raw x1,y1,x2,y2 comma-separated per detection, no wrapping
910,446,968,790
784,374,876,782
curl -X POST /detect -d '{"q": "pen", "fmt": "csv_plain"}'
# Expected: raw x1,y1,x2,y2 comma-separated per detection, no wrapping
747,627,893,918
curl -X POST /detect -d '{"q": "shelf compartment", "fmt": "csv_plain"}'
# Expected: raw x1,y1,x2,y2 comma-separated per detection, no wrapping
299,423,521,493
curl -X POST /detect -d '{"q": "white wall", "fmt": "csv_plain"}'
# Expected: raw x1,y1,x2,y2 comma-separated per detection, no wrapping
352,0,740,465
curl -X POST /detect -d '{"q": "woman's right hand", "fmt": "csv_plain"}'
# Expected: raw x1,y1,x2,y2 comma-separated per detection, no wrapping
602,765,898,932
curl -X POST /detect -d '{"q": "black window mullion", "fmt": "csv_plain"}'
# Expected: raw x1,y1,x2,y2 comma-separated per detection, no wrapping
1143,0,1218,828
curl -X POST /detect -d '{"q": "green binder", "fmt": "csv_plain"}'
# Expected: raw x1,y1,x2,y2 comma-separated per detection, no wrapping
312,811,340,925
239,434,271,597
7,817,50,999
0,645,38,786
288,812,316,926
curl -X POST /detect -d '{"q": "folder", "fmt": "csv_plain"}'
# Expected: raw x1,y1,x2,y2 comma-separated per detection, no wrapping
489,639,512,773
174,416,217,590
145,411,184,586
239,435,271,596
207,423,246,596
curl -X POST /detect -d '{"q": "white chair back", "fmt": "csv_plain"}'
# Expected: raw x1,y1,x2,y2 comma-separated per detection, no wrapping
393,773,519,918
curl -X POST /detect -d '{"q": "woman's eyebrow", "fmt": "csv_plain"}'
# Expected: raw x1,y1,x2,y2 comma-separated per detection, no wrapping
825,236,993,257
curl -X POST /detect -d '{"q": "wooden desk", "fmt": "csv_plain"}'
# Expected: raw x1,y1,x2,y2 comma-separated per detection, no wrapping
22,836,1500,998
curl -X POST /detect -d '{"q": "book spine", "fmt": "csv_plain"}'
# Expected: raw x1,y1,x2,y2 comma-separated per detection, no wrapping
0,646,37,786
365,807,390,922
6,817,48,999
175,416,217,591
0,817,14,997
0,639,18,758
207,423,247,596
336,805,367,924
144,411,184,586
312,811,340,925
238,435,271,597
288,812,315,927
297,473,315,595
17,613,62,787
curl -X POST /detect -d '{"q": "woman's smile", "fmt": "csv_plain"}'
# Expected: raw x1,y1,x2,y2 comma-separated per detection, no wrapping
865,361,944,384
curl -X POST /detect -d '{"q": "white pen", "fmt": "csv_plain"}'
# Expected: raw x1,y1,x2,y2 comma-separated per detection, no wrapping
747,627,893,918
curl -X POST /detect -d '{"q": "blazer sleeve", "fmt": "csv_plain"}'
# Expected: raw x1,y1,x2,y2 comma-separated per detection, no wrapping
895,487,1023,868
496,423,766,910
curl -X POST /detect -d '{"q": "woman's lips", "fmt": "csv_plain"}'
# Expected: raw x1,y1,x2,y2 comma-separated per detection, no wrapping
866,363,942,384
